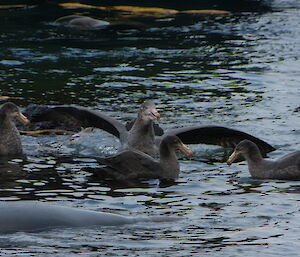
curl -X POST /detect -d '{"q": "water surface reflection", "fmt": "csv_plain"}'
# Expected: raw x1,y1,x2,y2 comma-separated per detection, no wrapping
0,0,300,256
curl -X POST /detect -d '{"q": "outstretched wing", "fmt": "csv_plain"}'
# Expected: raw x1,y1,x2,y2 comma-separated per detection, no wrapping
166,125,275,154
30,106,126,138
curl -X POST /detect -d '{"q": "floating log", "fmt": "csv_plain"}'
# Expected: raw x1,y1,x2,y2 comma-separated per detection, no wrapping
20,129,73,136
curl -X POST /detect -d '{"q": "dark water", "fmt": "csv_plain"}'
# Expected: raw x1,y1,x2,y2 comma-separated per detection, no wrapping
0,1,300,256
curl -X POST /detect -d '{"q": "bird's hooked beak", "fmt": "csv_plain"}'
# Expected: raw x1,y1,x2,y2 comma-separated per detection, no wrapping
149,107,160,121
227,150,239,165
178,142,193,158
16,112,30,126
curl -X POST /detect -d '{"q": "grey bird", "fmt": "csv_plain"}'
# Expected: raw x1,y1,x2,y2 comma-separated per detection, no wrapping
29,101,161,155
227,139,300,180
94,135,193,181
28,101,275,157
0,102,30,156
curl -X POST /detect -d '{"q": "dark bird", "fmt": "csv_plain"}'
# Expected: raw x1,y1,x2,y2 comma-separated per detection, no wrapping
95,135,192,181
227,140,300,180
0,102,30,156
28,102,161,155
27,102,275,156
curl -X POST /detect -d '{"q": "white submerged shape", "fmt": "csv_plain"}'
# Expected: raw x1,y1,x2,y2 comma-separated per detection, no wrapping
55,15,110,30
0,201,158,233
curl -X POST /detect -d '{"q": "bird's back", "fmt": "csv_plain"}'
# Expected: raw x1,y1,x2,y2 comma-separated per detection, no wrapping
96,150,162,181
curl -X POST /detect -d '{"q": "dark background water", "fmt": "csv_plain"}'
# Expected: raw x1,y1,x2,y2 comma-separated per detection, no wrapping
0,0,300,256
3,0,273,12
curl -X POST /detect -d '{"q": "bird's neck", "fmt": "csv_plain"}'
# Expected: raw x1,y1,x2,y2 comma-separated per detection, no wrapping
0,113,13,129
159,142,179,179
126,116,156,155
131,116,154,135
243,150,266,178
130,116,155,142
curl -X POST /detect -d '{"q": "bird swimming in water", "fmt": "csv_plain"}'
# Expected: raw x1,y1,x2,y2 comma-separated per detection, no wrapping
94,135,192,181
0,102,30,156
27,101,275,157
227,139,300,180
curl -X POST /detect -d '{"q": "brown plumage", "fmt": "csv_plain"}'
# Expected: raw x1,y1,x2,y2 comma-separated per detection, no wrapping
94,135,192,181
28,102,275,157
0,102,29,156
